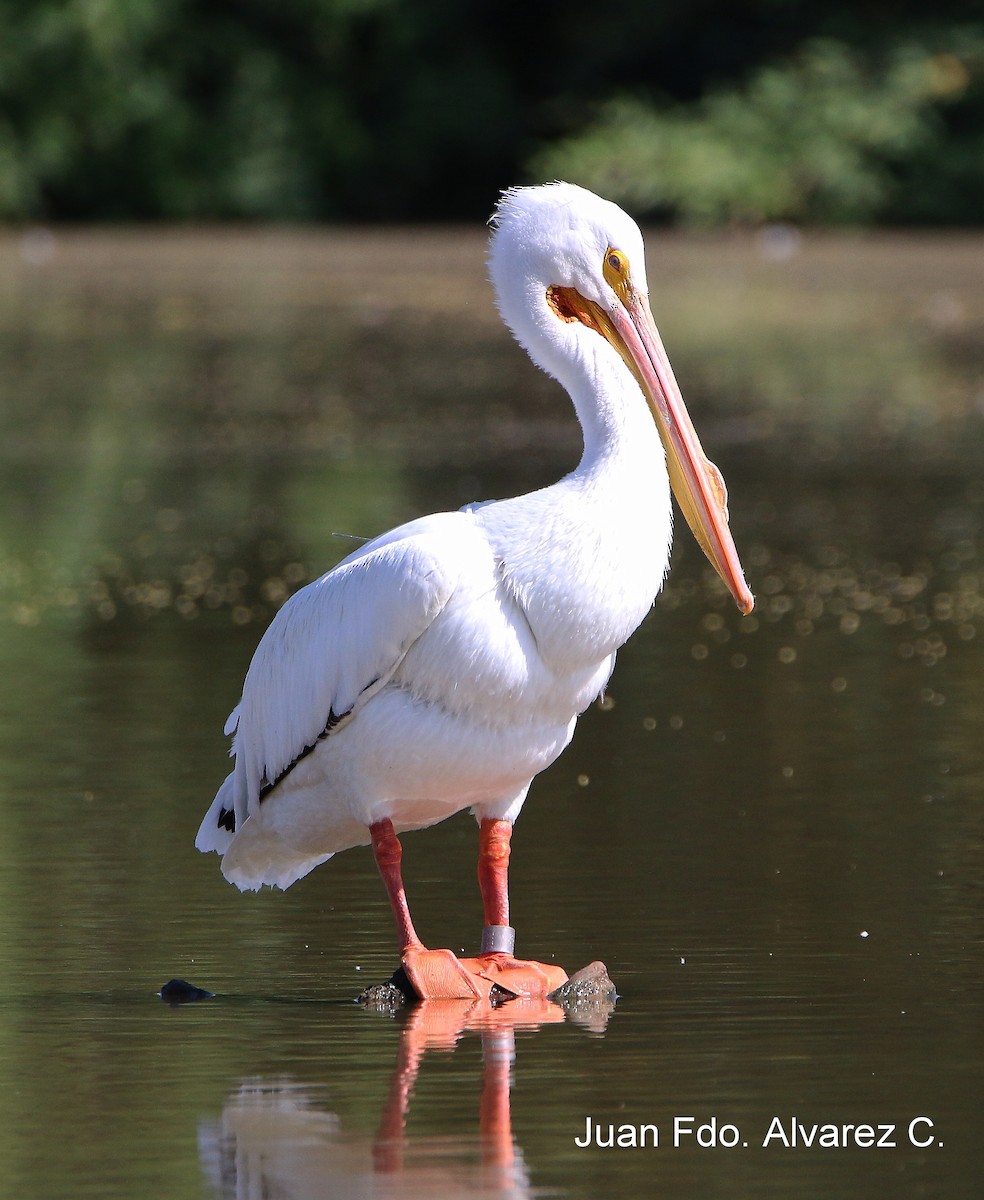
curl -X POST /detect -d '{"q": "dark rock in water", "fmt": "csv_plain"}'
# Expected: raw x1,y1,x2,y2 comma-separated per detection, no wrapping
357,973,410,1012
549,960,617,1004
548,961,618,1031
159,978,215,1004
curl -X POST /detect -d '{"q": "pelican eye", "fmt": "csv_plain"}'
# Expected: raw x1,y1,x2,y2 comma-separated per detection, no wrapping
603,248,630,298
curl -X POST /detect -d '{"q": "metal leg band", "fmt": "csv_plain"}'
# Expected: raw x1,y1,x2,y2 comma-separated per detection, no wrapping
480,924,516,955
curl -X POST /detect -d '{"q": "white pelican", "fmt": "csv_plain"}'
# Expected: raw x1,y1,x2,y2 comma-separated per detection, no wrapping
197,182,753,1000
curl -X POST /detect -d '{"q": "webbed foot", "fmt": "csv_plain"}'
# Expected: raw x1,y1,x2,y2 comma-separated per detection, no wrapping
399,947,568,1001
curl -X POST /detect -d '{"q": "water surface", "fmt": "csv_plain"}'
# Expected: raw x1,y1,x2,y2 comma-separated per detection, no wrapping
0,227,982,1198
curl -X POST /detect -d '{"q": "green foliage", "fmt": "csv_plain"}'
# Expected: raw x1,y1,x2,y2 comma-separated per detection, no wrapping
0,1,982,223
0,0,523,220
535,35,984,225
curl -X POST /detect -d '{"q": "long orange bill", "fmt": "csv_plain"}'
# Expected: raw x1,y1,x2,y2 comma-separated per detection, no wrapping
550,283,754,615
613,289,753,613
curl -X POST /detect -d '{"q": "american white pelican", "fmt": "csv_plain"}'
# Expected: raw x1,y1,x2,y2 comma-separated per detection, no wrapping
197,182,753,1000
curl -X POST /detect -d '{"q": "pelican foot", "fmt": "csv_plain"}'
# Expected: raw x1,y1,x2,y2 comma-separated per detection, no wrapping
459,952,569,999
398,947,569,1001
399,946,487,1001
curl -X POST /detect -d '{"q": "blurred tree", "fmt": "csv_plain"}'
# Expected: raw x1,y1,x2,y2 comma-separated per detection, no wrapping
0,0,981,222
534,34,984,224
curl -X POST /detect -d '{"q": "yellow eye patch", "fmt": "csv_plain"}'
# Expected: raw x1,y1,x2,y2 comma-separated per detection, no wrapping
603,248,630,302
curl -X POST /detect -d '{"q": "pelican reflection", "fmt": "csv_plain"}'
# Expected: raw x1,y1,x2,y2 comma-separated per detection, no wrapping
200,993,612,1199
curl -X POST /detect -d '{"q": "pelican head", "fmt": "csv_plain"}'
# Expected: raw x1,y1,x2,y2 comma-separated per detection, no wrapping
490,182,753,616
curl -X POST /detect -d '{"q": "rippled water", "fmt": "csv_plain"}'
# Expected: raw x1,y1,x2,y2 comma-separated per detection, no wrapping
1,227,982,1198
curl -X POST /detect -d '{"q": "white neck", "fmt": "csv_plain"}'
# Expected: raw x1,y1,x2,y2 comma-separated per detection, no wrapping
569,333,665,483
480,302,674,668
518,293,669,503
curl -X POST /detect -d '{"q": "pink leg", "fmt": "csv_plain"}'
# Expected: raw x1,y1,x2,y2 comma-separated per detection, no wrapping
478,818,512,928
370,818,421,952
463,817,569,997
370,817,483,1000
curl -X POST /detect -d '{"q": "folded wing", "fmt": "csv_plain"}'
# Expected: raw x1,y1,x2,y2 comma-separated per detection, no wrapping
210,522,463,842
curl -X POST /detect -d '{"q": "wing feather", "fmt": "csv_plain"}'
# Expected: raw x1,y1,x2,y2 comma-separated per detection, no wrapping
226,522,462,829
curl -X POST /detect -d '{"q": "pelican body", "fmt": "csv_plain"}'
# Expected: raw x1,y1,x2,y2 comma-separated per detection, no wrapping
197,183,752,1000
